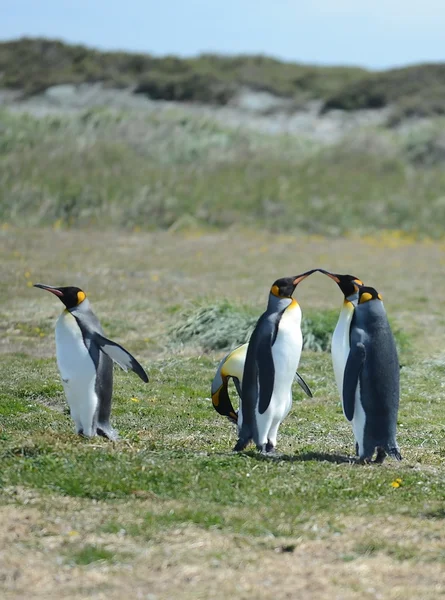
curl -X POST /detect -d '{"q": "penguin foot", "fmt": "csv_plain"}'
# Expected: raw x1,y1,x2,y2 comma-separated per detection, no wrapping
257,441,276,455
97,422,119,441
373,447,387,464
388,447,402,461
77,429,96,438
265,441,276,454
233,438,250,452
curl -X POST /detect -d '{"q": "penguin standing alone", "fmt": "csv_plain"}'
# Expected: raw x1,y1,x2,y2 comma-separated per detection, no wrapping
343,284,402,462
234,270,315,453
34,284,149,440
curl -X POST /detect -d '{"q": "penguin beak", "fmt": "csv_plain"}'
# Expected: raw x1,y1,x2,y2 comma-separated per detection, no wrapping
293,269,317,286
33,283,64,297
317,269,340,283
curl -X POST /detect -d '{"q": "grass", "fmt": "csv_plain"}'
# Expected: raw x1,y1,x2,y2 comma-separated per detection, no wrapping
3,108,445,237
1,227,445,598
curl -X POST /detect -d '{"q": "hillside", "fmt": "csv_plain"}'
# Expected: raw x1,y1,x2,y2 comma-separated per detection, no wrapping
1,37,445,123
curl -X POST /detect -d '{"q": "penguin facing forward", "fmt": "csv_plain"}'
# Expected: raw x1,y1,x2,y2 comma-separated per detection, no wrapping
211,343,312,425
317,269,363,401
234,270,315,453
343,284,402,463
34,284,149,440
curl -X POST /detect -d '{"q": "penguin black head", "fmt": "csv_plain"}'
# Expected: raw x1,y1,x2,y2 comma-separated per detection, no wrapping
317,269,363,298
34,284,87,310
357,285,383,304
270,270,316,299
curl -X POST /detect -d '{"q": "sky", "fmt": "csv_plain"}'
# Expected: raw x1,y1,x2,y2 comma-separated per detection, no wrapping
2,0,445,70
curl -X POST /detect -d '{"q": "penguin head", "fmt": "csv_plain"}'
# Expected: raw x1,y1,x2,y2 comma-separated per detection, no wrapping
34,284,87,310
318,269,363,299
270,270,316,299
357,285,383,304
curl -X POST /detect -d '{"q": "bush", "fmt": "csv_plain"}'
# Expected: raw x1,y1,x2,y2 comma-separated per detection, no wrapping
169,302,339,352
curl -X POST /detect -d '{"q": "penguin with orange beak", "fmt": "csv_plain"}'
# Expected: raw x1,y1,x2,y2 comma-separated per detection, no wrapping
234,271,315,453
34,284,148,440
343,284,402,462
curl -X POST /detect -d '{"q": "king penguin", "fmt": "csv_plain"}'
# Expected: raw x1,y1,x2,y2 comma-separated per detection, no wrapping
234,270,315,453
343,284,402,462
317,269,363,401
211,343,312,425
34,284,149,440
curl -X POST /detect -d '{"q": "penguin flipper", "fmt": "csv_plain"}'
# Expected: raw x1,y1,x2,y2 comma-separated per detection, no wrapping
294,371,313,398
257,334,275,414
342,342,366,421
94,333,149,383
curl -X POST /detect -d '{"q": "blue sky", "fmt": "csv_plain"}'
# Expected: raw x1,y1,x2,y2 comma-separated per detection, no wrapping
2,0,445,70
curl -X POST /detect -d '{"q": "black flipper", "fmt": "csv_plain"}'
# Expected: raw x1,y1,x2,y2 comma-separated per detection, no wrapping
294,371,313,398
94,333,149,383
342,341,366,421
235,312,279,450
257,333,276,414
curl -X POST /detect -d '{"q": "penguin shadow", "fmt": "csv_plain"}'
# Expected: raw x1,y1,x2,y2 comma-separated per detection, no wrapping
244,450,358,464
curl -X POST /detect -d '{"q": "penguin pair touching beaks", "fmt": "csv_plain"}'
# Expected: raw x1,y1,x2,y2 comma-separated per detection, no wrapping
34,284,149,441
211,269,402,463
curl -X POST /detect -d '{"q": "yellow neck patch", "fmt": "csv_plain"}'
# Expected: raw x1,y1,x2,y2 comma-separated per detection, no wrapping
77,291,86,304
359,292,373,304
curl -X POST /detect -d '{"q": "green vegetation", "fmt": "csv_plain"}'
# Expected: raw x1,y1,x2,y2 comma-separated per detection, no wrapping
66,544,116,565
2,38,445,120
0,37,366,104
322,64,445,120
170,302,410,354
2,108,445,236
1,227,444,597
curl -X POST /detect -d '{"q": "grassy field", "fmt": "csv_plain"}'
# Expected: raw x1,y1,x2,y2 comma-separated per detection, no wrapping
1,226,445,599
3,107,445,237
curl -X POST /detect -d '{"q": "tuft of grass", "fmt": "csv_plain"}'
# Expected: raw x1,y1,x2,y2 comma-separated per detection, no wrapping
66,544,115,565
169,301,257,351
169,302,409,354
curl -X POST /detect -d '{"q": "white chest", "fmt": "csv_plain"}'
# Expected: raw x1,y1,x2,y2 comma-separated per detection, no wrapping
331,301,355,399
55,311,96,383
272,301,303,377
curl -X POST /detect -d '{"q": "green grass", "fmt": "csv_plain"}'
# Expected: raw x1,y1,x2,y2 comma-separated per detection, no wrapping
1,228,445,597
3,108,445,237
1,350,443,532
66,544,116,566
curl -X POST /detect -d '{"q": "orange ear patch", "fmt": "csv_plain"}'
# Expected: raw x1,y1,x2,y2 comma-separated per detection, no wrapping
359,292,373,304
270,285,280,297
77,291,86,304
